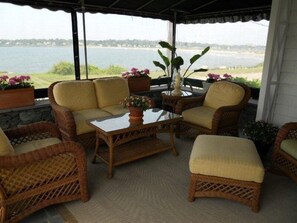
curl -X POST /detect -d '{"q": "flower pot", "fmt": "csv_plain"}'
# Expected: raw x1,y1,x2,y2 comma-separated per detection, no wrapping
128,107,143,121
127,77,151,93
0,87,35,109
254,141,272,162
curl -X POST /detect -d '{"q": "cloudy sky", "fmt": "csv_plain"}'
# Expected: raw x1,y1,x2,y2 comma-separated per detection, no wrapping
0,3,269,46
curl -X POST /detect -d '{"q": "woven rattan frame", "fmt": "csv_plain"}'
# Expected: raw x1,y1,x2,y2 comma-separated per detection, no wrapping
188,173,262,212
0,122,89,223
48,80,97,150
272,122,297,184
175,82,251,137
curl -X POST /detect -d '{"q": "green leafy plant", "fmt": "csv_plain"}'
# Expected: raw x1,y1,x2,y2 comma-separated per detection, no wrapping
153,41,210,79
243,120,279,146
121,95,152,111
50,61,74,75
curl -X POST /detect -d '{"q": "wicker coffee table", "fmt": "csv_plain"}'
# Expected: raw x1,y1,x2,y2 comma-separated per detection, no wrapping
88,108,182,178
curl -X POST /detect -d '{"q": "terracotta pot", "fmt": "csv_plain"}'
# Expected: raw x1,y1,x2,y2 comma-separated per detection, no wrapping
127,77,151,93
128,107,143,121
0,87,35,109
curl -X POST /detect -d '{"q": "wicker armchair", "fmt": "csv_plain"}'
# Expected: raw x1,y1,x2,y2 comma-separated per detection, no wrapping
0,122,89,223
272,122,297,183
175,81,251,136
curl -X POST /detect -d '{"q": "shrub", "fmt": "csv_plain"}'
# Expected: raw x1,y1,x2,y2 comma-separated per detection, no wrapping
232,77,261,88
103,65,127,75
80,64,102,75
50,61,74,75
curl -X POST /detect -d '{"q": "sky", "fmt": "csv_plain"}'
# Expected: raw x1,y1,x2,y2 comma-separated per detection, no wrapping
0,3,269,46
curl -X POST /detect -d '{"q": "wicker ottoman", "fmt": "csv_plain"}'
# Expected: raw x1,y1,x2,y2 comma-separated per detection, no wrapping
188,135,265,212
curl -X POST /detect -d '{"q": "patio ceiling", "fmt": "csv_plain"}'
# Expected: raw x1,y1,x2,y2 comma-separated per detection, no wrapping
1,0,272,23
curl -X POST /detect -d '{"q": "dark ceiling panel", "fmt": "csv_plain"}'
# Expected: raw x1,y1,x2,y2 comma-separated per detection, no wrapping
0,0,272,23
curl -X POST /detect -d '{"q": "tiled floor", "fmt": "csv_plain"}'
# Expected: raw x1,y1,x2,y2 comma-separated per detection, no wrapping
20,206,65,223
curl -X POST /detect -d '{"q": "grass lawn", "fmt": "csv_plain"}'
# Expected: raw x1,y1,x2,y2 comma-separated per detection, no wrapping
22,66,263,89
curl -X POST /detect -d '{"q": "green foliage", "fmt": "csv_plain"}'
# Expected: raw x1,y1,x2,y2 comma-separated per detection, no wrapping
232,77,261,88
80,64,102,75
243,120,279,145
153,41,210,78
50,61,74,75
50,62,126,76
103,65,126,75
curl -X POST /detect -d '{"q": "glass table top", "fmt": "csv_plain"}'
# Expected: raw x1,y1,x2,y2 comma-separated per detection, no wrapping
88,108,182,133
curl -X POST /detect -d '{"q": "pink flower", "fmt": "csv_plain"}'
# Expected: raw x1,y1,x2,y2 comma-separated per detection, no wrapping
130,67,138,74
143,69,150,74
121,68,150,79
223,73,232,79
8,79,17,85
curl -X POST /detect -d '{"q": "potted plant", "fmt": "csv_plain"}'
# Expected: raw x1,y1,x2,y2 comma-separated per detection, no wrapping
153,41,209,88
0,74,35,109
121,95,152,120
203,73,233,91
121,67,151,93
243,120,279,161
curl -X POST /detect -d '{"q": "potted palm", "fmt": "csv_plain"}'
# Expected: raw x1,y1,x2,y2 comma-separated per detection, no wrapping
243,120,279,161
153,41,209,89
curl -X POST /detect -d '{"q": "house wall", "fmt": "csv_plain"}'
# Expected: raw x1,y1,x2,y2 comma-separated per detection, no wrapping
257,0,297,126
272,0,297,125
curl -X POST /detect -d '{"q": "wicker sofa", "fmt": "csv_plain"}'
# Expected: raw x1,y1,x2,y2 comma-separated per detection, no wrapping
0,121,89,223
48,77,130,149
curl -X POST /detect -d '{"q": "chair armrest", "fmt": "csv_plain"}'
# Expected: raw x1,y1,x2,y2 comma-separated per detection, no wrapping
274,122,297,154
175,95,205,115
4,121,61,146
50,102,77,141
0,141,88,199
211,104,246,133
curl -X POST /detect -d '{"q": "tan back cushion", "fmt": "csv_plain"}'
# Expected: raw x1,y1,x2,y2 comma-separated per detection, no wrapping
0,128,15,156
203,81,245,109
53,81,98,111
93,77,130,108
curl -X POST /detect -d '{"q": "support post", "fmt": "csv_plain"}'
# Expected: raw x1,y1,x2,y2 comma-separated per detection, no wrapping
71,10,81,80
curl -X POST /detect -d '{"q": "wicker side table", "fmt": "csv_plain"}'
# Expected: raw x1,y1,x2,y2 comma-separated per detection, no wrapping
161,90,192,113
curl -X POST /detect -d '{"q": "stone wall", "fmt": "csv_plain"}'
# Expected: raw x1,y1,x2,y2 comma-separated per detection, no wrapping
0,100,54,130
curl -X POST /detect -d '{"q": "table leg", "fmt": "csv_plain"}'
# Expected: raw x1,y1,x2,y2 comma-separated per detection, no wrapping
169,124,178,156
92,135,100,163
107,144,114,179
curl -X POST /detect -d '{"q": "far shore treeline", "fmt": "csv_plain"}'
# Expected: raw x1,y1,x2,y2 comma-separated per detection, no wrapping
0,39,265,54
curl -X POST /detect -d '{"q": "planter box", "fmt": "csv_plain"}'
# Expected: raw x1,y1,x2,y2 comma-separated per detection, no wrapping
0,87,35,109
127,77,151,93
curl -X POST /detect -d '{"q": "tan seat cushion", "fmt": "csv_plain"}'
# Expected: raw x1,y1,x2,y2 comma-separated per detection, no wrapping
53,80,98,111
281,139,297,159
102,105,129,116
73,108,111,135
182,106,215,129
93,77,129,109
203,81,245,109
0,128,15,156
14,138,61,154
190,135,265,183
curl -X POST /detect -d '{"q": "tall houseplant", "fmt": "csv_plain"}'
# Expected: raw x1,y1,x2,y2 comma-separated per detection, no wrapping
153,41,210,87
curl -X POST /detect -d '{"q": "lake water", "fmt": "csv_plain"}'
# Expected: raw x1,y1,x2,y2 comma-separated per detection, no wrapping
0,46,264,73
